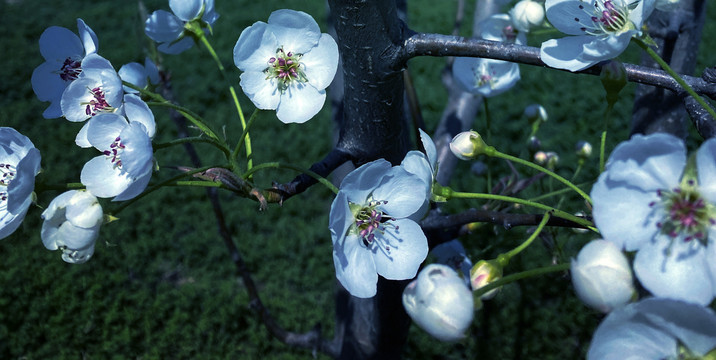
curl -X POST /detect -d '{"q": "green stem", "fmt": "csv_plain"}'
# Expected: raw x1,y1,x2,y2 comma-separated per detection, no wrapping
528,182,591,202
242,162,339,194
232,109,261,165
445,189,596,230
197,33,253,172
484,98,493,192
502,211,551,265
110,165,225,215
145,101,227,150
486,148,592,205
634,37,716,122
154,136,229,157
473,263,570,299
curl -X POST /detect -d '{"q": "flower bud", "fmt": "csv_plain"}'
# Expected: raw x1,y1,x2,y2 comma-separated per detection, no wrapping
600,60,627,105
470,259,503,300
450,130,488,160
524,104,548,124
41,190,103,264
527,135,541,153
509,0,545,33
534,151,548,165
403,264,475,342
575,140,592,159
571,240,635,313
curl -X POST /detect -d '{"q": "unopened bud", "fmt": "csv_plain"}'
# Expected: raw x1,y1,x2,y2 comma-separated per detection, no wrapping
545,151,559,169
509,0,545,32
533,151,548,165
450,130,488,160
600,60,627,105
403,264,476,342
524,104,548,124
527,135,541,153
470,259,503,300
571,240,635,313
575,141,593,159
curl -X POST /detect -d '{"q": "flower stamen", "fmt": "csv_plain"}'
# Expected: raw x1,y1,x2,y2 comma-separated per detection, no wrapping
102,137,126,169
83,86,114,116
264,47,307,92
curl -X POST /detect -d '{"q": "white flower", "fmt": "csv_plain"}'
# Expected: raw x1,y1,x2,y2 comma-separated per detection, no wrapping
41,190,103,264
0,128,41,240
329,160,429,298
540,0,655,71
60,54,123,123
31,19,98,119
509,0,546,32
144,0,218,54
431,239,473,284
80,112,155,201
453,14,524,97
571,239,635,312
588,298,716,359
450,130,488,160
233,9,339,124
118,57,160,94
591,133,716,305
402,264,475,342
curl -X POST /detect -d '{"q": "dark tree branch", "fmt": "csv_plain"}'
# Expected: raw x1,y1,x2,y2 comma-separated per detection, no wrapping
396,34,716,101
272,148,353,202
632,0,708,137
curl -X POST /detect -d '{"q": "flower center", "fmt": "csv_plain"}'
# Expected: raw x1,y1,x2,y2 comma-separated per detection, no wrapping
0,163,16,208
650,180,715,246
574,0,633,36
264,47,307,92
502,25,518,43
83,86,114,117
352,199,398,251
58,57,82,82
474,63,497,89
102,136,126,169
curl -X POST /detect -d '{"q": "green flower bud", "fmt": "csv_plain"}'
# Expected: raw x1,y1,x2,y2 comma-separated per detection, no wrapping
470,259,503,300
450,130,489,160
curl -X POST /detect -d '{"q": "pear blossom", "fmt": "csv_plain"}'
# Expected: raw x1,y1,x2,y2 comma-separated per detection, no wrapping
118,57,160,94
509,0,546,32
571,239,635,312
75,93,156,148
329,160,429,298
31,19,98,119
0,128,41,240
233,9,339,124
540,0,655,71
41,190,103,264
80,112,155,201
450,130,489,160
60,54,123,123
402,264,475,342
587,298,716,359
145,0,218,54
453,14,524,97
591,133,716,305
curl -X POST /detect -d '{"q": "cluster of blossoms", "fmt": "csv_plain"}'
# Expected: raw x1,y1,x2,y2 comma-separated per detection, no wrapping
22,12,166,263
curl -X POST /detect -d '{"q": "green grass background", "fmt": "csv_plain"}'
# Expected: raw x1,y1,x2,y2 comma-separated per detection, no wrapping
0,0,714,358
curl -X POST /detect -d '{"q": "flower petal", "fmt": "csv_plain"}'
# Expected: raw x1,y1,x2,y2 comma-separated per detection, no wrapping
340,159,393,203
113,170,152,201
239,71,281,110
633,237,714,305
276,83,326,124
39,26,83,61
636,298,716,355
372,167,427,219
545,0,597,35
123,94,156,138
233,21,279,72
540,36,596,72
372,219,428,280
591,175,660,251
333,234,378,298
81,156,132,198
605,133,685,192
86,113,127,150
300,33,339,91
267,9,321,54
145,10,184,42
157,36,195,55
119,62,147,93
697,137,716,202
6,148,41,214
119,122,153,178
76,18,98,55
169,0,203,21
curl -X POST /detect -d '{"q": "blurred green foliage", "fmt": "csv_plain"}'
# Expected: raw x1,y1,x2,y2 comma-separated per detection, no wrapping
0,0,714,359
